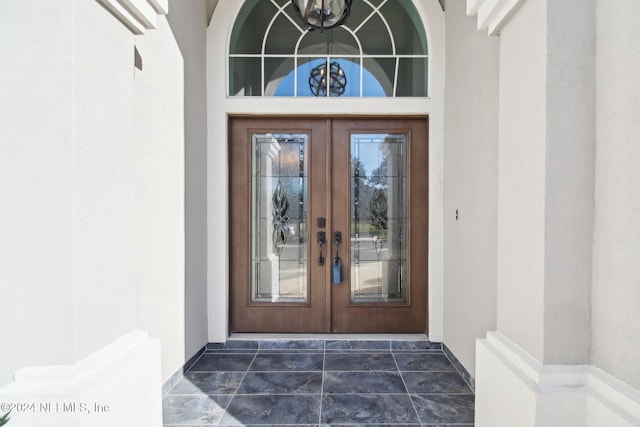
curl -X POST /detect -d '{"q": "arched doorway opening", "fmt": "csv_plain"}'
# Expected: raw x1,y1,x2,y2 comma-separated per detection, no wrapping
206,0,445,340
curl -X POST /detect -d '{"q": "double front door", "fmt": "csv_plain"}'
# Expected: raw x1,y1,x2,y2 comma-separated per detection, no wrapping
230,117,428,333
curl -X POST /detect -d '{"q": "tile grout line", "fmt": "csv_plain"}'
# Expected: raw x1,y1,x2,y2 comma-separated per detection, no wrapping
187,352,258,373
216,349,260,426
318,341,326,426
390,346,423,426
164,341,473,426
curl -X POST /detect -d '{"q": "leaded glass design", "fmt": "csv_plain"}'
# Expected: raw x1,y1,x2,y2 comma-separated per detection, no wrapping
351,134,407,303
252,134,308,303
271,182,291,256
229,0,429,97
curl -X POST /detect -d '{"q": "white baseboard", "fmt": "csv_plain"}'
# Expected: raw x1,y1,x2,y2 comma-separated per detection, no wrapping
475,331,640,427
0,330,162,427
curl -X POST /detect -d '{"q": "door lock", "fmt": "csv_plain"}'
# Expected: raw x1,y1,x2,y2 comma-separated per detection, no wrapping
333,231,342,245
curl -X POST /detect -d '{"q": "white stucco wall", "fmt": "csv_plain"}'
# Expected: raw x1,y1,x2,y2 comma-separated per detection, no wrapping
134,0,209,381
73,0,139,362
0,0,77,385
496,0,595,365
133,9,186,383
496,0,547,362
592,0,640,391
167,0,210,365
0,331,162,427
472,0,640,423
542,0,595,365
0,0,204,390
0,0,141,384
468,0,640,423
443,0,499,378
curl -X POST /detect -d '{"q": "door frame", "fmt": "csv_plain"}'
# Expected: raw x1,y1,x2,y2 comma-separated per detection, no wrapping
209,108,443,341
228,115,429,334
207,0,445,343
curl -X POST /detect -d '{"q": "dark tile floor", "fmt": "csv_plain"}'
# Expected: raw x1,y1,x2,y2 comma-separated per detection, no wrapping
163,339,475,426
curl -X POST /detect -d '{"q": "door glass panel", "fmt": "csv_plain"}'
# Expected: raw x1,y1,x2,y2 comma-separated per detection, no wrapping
252,134,308,303
351,134,407,303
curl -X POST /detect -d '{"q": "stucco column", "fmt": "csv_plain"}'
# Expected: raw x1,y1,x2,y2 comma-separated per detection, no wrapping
591,0,640,392
475,0,596,424
495,0,595,366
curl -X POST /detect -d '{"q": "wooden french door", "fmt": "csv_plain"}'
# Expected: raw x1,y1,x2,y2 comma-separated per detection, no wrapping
229,117,428,333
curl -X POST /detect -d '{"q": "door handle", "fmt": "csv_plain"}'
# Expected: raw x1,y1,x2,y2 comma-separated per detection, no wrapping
317,231,326,265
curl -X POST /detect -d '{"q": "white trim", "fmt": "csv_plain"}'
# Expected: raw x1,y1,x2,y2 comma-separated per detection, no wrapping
588,368,640,424
466,0,525,36
467,0,483,16
0,330,162,426
229,333,430,341
146,0,168,15
476,332,640,426
117,0,158,29
206,0,445,343
95,0,167,35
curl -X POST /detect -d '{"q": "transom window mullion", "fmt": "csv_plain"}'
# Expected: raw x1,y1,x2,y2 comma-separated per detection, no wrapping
393,57,399,97
230,0,428,98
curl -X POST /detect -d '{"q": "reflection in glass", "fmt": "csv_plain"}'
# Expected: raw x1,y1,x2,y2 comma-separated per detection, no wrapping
285,58,384,97
252,134,308,303
309,61,347,97
380,0,429,55
397,57,428,97
264,57,294,96
230,57,262,96
358,13,393,55
351,134,407,303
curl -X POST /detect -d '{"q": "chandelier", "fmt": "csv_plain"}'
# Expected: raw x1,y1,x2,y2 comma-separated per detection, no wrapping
291,0,352,31
309,61,347,97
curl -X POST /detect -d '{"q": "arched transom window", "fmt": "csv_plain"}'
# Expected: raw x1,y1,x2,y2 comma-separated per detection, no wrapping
229,0,429,97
